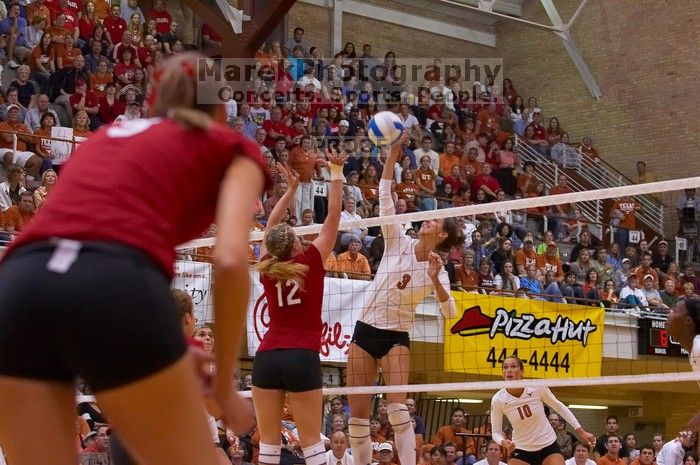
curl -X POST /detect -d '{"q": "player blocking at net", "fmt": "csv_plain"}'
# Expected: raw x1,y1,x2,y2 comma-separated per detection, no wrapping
491,356,596,465
252,150,347,465
346,130,463,465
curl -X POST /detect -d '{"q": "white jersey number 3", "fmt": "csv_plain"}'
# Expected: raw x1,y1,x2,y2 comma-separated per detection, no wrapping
275,280,301,307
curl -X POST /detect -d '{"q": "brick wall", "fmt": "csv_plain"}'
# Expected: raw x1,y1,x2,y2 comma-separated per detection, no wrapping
285,0,699,234
493,0,700,229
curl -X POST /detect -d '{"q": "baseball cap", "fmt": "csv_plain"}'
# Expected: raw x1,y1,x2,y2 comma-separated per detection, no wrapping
378,443,393,453
339,119,350,127
84,431,97,441
659,240,668,245
621,258,631,264
644,274,654,281
76,78,86,86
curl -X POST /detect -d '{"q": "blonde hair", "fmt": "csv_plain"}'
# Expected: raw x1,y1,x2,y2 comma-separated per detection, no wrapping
72,110,91,132
254,224,309,288
149,52,219,129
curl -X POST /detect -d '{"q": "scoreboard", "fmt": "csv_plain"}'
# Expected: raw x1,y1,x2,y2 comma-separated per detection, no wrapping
637,317,688,357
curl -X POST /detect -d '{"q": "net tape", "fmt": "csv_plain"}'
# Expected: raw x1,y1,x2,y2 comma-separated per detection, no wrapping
76,370,700,403
178,176,700,249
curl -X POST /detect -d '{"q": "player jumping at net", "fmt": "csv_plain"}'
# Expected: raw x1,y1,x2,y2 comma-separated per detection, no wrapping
666,297,700,432
346,131,462,465
252,150,347,465
0,52,268,465
491,356,596,465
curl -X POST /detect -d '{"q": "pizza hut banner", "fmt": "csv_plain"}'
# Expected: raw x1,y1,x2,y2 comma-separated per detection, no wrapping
444,293,604,378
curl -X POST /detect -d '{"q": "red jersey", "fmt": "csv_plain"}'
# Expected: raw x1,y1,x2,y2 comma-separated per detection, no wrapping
148,10,172,34
69,90,99,111
8,118,269,278
103,15,127,44
258,244,326,352
54,8,78,31
262,119,288,147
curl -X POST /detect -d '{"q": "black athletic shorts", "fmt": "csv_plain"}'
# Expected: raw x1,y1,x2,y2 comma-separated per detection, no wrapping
0,239,187,392
251,348,322,392
350,320,410,359
511,441,562,465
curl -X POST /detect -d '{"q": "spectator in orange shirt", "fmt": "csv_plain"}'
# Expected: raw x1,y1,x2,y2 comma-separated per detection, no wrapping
431,407,475,456
536,242,565,281
56,33,82,70
460,147,482,184
414,154,437,211
90,58,113,99
579,136,600,163
515,237,538,276
3,191,36,235
596,436,625,465
634,252,659,288
456,249,479,292
336,237,372,280
439,141,461,179
611,196,640,249
396,169,420,212
0,104,48,179
628,446,655,465
288,135,322,220
32,112,57,160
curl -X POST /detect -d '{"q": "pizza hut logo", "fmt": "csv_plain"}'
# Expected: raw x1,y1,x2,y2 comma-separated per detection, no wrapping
451,306,598,347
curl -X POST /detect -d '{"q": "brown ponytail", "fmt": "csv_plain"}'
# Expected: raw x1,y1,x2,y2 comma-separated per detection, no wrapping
254,224,309,289
149,52,218,129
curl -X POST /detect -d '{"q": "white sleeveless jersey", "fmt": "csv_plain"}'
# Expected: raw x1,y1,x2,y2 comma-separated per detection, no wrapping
691,335,700,387
491,386,581,452
359,179,454,332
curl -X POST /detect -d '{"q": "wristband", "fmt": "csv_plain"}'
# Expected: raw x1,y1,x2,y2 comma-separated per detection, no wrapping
329,162,345,182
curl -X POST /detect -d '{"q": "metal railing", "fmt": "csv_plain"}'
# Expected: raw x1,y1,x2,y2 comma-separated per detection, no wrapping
513,135,604,240
513,135,665,237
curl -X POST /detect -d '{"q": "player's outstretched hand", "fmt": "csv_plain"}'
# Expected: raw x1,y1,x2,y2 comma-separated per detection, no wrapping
326,147,348,167
277,162,300,191
427,251,443,280
579,430,597,448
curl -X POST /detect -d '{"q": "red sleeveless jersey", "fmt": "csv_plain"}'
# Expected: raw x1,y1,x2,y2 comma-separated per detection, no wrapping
258,244,326,352
8,118,269,277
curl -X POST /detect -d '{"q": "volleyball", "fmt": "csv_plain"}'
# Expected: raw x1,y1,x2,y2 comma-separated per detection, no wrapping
367,111,404,146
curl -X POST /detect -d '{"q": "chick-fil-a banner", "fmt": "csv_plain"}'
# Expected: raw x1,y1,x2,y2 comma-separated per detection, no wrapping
247,272,368,361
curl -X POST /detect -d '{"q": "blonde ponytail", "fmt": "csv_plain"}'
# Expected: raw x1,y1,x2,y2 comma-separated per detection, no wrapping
254,223,309,290
254,257,309,290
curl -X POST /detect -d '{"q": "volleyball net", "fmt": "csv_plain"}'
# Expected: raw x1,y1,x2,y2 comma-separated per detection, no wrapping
170,176,700,431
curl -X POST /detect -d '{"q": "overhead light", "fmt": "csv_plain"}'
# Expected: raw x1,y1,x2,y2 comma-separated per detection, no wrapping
568,404,608,410
436,398,484,404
